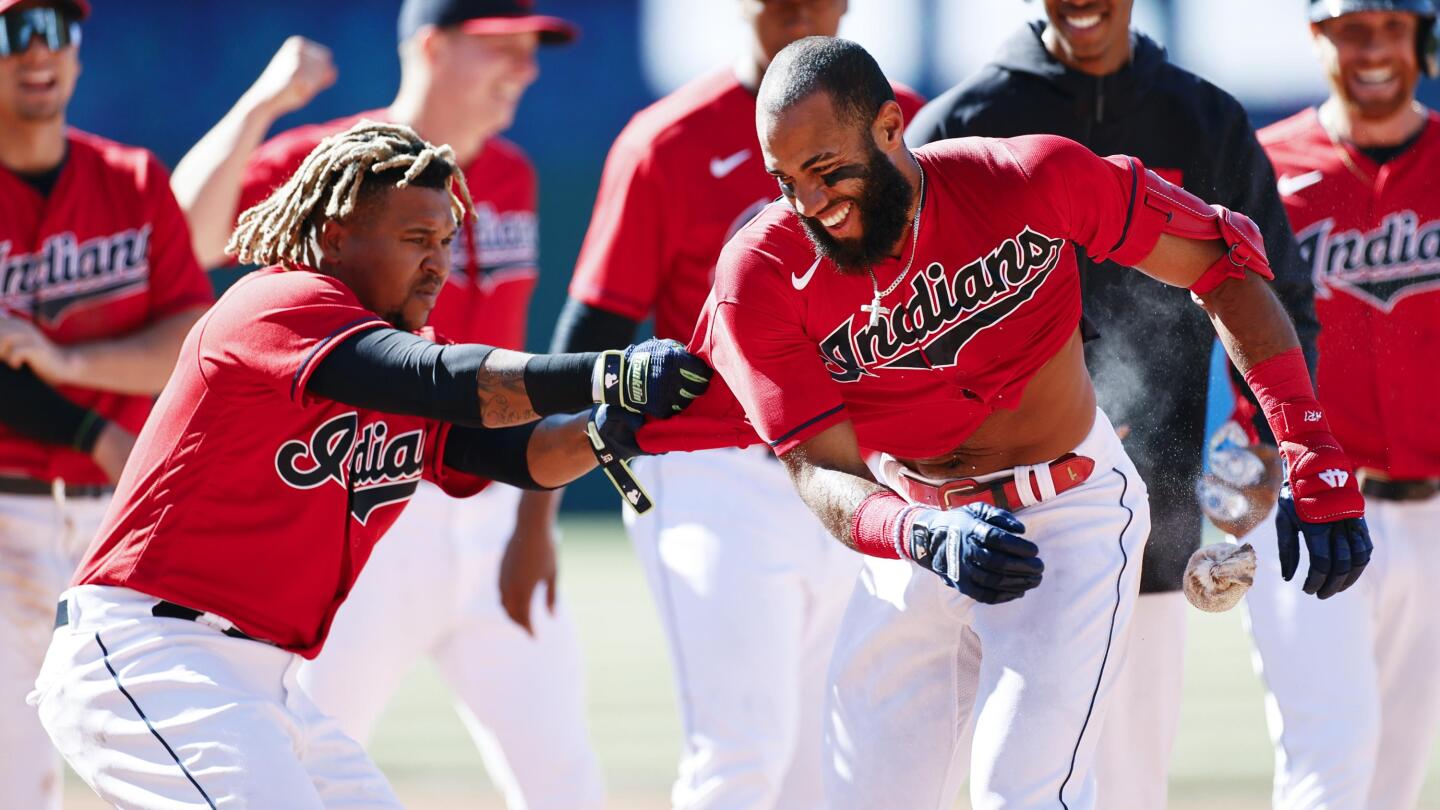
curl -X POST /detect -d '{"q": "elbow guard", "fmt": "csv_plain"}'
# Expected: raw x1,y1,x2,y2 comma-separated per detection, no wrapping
1117,161,1274,294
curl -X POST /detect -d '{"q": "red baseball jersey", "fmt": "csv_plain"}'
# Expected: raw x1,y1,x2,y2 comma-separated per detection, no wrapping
639,136,1164,459
1260,109,1440,479
239,111,538,350
569,69,925,341
73,268,486,657
0,130,213,484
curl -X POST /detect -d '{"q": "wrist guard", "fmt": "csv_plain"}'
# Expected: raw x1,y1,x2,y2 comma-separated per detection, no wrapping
1243,348,1365,523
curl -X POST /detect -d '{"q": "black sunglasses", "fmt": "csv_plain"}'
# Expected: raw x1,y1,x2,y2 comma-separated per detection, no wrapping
0,6,82,58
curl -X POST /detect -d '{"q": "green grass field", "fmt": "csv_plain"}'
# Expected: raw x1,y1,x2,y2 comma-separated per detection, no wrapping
67,516,1440,809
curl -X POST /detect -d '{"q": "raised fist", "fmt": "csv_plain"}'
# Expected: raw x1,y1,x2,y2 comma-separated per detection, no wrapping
594,338,712,418
905,503,1044,604
250,36,337,119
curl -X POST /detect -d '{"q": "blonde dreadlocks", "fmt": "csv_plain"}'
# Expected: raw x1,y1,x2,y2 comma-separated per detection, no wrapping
227,120,476,268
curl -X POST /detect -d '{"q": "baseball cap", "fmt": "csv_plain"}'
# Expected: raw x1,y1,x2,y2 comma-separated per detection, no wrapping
397,0,577,46
0,0,89,19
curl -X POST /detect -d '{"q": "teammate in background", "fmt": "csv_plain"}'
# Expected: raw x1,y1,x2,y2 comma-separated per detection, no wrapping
169,2,605,806
1245,2,1440,807
30,121,709,809
635,36,1370,810
0,1,214,807
904,2,1320,806
538,2,921,806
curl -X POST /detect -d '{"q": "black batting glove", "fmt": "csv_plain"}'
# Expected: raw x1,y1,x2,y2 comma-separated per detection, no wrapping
588,404,646,460
1275,483,1372,599
594,338,711,418
906,503,1044,604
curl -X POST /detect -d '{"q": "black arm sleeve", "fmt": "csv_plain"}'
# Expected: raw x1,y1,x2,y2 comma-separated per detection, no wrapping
0,364,108,452
1215,109,1322,444
549,296,641,354
441,422,546,490
308,327,493,426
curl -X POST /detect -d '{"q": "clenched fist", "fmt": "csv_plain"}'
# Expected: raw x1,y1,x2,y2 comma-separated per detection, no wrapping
249,36,337,119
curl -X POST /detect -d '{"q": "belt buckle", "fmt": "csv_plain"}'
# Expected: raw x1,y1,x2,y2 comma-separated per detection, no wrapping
939,478,984,510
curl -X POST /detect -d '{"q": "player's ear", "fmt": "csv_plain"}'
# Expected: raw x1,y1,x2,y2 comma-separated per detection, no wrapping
317,218,346,265
872,100,905,153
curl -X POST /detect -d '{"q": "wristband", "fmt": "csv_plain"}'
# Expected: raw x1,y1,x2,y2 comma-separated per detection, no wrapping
850,491,923,560
522,351,602,416
1242,348,1320,438
73,411,108,453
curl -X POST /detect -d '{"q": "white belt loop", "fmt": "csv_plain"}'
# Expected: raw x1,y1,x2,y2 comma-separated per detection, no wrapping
1035,463,1059,501
1014,465,1040,507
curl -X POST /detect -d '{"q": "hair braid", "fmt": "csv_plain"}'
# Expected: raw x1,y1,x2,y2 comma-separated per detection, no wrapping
227,120,475,268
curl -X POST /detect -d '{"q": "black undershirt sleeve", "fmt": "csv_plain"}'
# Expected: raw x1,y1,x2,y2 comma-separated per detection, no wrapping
308,327,605,423
0,364,108,452
308,327,493,425
441,422,546,490
550,296,642,354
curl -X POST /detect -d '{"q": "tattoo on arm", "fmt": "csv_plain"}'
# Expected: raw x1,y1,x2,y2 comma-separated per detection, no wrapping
476,349,540,428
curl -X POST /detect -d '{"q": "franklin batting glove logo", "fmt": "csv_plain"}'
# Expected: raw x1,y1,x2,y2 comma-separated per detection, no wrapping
1318,469,1350,488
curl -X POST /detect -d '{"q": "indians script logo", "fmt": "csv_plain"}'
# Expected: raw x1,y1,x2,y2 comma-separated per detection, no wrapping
0,228,152,326
1295,212,1440,311
819,227,1066,383
451,202,538,281
275,413,425,524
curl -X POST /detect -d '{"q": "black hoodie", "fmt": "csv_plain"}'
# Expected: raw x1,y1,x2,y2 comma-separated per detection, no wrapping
908,22,1320,593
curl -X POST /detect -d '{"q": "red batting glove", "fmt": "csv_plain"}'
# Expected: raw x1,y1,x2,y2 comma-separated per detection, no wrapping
1243,349,1365,522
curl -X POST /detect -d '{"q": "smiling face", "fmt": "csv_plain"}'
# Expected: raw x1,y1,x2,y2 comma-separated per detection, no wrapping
762,90,914,271
319,183,457,331
430,29,540,135
1313,11,1422,121
0,1,81,124
1041,0,1134,75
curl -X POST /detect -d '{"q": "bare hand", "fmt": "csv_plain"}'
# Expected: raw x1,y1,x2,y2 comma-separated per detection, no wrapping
250,36,337,119
0,318,74,385
498,511,558,635
90,422,137,483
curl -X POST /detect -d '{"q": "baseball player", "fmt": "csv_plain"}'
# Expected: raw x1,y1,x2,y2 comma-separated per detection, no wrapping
635,36,1371,810
904,2,1320,806
534,2,922,806
0,1,214,807
1242,2,1440,808
169,2,605,806
28,120,710,809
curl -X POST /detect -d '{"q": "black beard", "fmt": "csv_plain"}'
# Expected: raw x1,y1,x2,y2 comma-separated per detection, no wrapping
797,140,915,274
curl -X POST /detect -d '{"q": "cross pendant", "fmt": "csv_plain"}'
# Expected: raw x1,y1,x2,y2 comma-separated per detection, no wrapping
861,296,890,328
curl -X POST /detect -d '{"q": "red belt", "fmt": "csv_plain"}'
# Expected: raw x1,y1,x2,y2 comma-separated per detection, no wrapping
886,454,1096,511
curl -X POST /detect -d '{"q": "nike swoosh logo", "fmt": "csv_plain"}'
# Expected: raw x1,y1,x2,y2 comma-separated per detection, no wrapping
792,256,822,290
709,149,752,179
1276,170,1323,197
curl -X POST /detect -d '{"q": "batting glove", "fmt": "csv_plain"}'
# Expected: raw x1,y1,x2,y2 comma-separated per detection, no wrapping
594,338,711,418
905,503,1044,604
1275,482,1371,599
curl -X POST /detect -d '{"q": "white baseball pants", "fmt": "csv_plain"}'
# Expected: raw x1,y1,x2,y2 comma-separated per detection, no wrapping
31,584,403,809
625,446,864,810
1093,589,1188,810
1241,493,1440,810
824,410,1151,810
0,488,109,810
296,481,604,810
